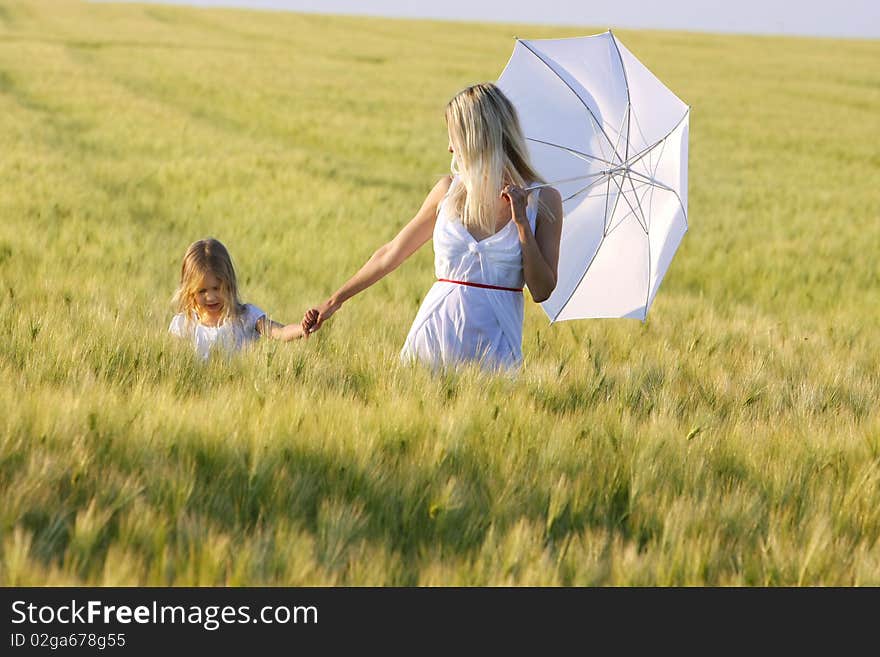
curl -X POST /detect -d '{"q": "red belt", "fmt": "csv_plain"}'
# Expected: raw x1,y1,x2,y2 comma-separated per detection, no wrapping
437,278,523,292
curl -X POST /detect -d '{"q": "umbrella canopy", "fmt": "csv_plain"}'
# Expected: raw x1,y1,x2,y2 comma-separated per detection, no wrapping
497,31,689,321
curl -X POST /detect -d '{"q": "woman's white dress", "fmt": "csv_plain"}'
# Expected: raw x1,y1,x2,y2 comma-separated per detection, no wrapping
400,179,539,371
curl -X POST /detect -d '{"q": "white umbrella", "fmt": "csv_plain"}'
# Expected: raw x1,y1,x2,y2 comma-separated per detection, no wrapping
497,31,689,321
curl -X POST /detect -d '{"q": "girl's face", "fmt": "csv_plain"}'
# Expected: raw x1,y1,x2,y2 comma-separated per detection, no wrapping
194,272,226,325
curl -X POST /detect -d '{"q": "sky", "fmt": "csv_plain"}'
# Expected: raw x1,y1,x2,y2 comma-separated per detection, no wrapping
109,0,880,39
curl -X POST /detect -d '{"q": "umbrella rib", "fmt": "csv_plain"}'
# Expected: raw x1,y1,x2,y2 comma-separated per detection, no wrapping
629,105,653,173
644,230,652,322
625,170,650,232
625,170,688,224
644,158,659,317
612,108,630,169
636,178,655,232
642,135,669,227
609,175,647,235
582,189,622,200
608,31,632,161
604,211,634,239
630,109,654,178
525,137,616,166
606,175,624,238
660,108,691,146
626,169,671,189
623,108,691,177
561,175,610,203
604,180,654,236
525,171,606,192
620,136,667,173
649,132,668,182
628,169,684,199
518,40,625,164
602,176,611,234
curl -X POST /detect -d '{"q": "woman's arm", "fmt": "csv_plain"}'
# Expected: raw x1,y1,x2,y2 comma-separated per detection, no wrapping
502,185,563,303
306,176,451,333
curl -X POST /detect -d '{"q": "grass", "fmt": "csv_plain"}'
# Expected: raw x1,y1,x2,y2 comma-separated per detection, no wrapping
0,0,878,585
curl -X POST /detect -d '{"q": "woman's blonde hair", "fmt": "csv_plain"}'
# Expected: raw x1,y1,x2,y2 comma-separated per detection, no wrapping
445,83,544,236
171,238,245,323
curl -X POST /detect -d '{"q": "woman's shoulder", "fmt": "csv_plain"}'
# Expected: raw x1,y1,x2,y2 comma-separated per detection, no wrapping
535,185,563,220
434,175,454,195
426,176,454,215
536,185,562,204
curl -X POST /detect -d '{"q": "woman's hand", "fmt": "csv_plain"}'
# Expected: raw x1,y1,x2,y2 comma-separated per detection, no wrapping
303,299,340,335
501,183,529,228
300,308,320,336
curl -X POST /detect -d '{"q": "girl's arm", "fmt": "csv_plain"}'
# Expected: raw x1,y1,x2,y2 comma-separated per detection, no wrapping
502,185,563,303
256,309,318,341
306,176,451,333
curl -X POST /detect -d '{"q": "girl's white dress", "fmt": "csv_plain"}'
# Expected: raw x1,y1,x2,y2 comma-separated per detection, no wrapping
169,304,265,361
400,178,539,371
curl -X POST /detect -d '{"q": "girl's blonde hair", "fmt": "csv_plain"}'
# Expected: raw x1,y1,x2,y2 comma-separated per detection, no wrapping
171,238,245,323
445,83,545,236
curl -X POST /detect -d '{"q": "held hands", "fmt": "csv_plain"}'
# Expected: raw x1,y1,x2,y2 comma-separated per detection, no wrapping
501,184,529,229
300,308,319,337
301,298,341,336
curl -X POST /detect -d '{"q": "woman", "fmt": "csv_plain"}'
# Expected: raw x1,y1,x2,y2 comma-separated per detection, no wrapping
304,83,563,371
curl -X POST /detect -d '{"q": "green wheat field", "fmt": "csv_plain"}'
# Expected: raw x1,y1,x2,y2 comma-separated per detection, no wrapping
1,0,879,585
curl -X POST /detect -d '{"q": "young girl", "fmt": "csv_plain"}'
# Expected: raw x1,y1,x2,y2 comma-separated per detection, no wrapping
303,83,563,371
169,238,315,360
